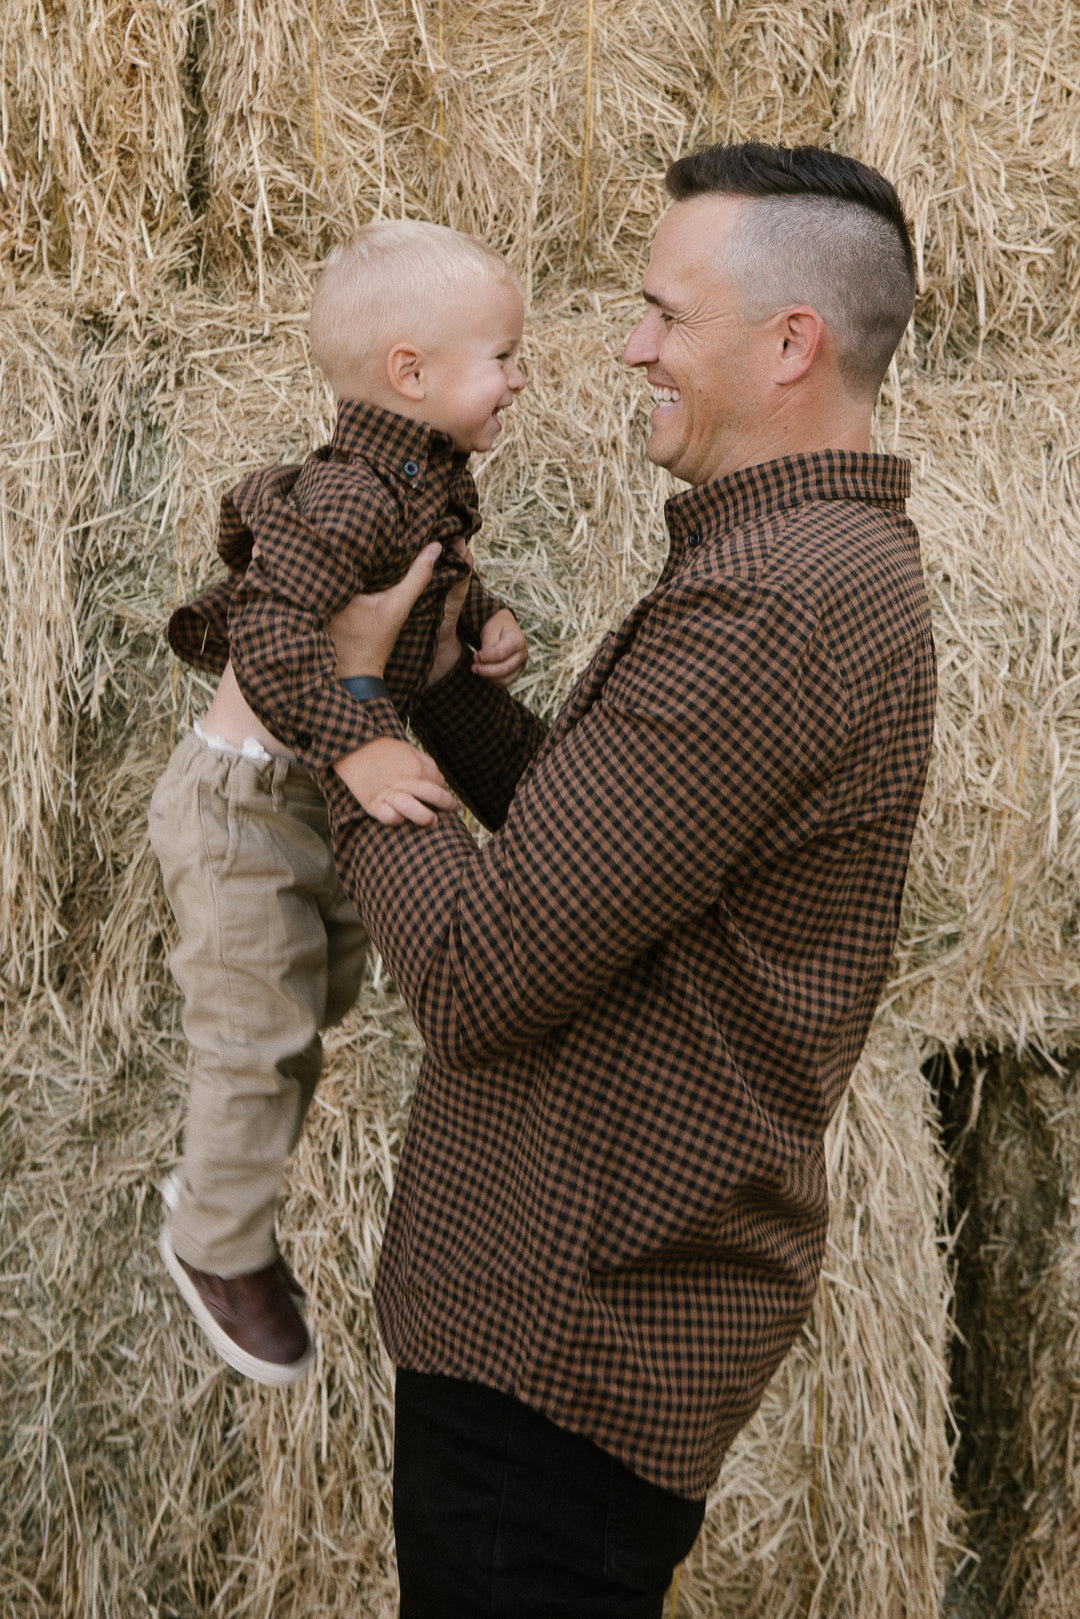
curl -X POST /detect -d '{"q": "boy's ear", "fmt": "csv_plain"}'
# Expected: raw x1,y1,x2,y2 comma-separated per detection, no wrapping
386,342,427,402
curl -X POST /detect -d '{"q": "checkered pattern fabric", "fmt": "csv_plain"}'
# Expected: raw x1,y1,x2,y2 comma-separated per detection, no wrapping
168,398,500,771
319,450,937,1499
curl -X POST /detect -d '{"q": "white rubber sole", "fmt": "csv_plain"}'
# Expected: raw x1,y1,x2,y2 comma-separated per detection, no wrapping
158,1219,314,1388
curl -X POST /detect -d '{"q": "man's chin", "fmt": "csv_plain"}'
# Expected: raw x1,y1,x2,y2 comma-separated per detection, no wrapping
645,429,676,471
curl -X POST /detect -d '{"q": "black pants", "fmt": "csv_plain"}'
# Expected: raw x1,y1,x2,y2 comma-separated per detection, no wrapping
393,1369,706,1618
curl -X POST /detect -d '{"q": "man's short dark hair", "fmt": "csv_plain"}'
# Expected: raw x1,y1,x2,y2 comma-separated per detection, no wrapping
665,142,917,400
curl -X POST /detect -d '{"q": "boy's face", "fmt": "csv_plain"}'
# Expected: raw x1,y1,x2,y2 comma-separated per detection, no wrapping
420,278,526,453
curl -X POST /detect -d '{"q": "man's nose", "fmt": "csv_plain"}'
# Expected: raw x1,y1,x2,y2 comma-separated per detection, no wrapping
623,314,656,367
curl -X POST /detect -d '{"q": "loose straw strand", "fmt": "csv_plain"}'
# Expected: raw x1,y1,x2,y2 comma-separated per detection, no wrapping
712,0,723,140
801,1370,826,1616
577,0,595,267
437,0,445,169
310,0,322,181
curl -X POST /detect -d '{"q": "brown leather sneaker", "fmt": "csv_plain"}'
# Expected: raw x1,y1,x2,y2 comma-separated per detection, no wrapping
158,1172,305,1305
159,1223,314,1386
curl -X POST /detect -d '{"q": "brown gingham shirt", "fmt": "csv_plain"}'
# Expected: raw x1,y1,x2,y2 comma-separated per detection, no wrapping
318,450,936,1499
167,399,502,769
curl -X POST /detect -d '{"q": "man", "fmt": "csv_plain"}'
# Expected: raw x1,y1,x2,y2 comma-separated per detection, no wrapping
320,142,936,1616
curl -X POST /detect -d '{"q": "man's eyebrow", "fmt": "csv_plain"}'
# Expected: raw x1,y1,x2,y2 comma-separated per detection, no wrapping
642,288,674,310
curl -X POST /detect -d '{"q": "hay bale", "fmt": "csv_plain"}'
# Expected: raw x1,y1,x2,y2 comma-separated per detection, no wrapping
0,303,81,1023
0,994,415,1616
0,1,194,307
845,0,1080,354
882,345,1080,1056
932,1046,1080,1618
193,0,847,299
4,3,1080,1613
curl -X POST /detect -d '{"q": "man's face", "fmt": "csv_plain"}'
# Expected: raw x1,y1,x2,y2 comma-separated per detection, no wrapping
623,195,771,487
421,278,527,454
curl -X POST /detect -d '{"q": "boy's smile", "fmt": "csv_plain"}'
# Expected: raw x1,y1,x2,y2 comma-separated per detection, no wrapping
420,279,527,454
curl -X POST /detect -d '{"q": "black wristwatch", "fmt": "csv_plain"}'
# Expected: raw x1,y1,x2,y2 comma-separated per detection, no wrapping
341,676,389,701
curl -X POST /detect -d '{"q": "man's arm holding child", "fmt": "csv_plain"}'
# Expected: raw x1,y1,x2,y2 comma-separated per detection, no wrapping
228,478,522,782
328,547,544,830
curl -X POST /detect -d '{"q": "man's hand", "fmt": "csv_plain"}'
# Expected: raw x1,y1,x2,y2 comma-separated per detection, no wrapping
473,608,527,687
329,541,445,680
328,539,473,689
333,737,459,828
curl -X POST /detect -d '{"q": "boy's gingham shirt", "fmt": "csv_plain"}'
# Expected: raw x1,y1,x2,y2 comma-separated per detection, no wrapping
319,450,937,1499
167,398,500,771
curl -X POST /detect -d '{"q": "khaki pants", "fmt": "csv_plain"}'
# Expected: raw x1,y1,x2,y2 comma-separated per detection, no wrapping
149,731,369,1275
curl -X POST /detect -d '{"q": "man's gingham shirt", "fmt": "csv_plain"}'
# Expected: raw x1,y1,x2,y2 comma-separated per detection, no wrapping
320,451,937,1498
167,399,500,771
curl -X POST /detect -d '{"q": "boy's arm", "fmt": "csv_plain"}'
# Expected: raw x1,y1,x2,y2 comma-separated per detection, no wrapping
167,578,234,674
165,475,302,676
409,655,546,831
458,573,502,648
229,477,404,771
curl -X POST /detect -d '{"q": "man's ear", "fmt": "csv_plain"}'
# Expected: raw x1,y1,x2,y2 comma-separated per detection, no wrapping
773,306,825,385
386,342,427,402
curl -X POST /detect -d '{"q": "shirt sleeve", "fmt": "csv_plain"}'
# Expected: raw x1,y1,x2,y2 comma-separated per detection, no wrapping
457,573,506,648
166,578,234,674
409,653,547,831
322,570,850,1070
228,481,407,769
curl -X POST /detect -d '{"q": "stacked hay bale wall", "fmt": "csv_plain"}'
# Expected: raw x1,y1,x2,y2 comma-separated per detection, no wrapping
2,3,1078,1615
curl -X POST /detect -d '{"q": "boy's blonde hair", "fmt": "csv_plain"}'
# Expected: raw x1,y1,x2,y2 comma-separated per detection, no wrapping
310,220,513,396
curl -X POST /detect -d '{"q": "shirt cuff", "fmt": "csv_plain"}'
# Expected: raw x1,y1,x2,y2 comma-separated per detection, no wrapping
316,695,407,767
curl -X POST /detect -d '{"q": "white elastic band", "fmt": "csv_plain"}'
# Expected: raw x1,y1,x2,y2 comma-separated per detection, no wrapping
194,718,273,764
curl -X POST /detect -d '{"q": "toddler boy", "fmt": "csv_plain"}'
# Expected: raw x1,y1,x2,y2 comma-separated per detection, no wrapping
150,220,527,1385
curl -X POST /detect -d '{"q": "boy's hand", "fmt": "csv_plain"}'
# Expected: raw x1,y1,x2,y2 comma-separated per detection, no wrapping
333,737,459,828
473,608,527,687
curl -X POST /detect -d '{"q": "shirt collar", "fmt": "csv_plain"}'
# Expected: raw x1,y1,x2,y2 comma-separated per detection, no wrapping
665,450,912,548
331,397,463,484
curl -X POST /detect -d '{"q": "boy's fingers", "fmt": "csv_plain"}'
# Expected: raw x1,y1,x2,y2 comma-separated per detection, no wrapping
473,652,524,683
387,786,458,826
369,803,406,827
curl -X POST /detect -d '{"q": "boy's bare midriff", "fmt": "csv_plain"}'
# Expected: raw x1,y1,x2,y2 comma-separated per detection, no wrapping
201,661,296,760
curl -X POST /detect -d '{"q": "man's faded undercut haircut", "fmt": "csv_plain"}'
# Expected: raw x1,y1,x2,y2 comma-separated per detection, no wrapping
665,142,917,401
309,219,512,396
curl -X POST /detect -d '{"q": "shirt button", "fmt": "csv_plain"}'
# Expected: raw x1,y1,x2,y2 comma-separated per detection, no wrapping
687,530,702,548
403,460,419,478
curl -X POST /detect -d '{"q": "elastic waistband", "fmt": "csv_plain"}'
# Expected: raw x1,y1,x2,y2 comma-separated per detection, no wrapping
178,727,323,798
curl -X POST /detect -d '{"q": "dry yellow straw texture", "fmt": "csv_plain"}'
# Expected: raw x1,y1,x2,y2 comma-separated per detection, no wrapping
2,2,1079,1616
